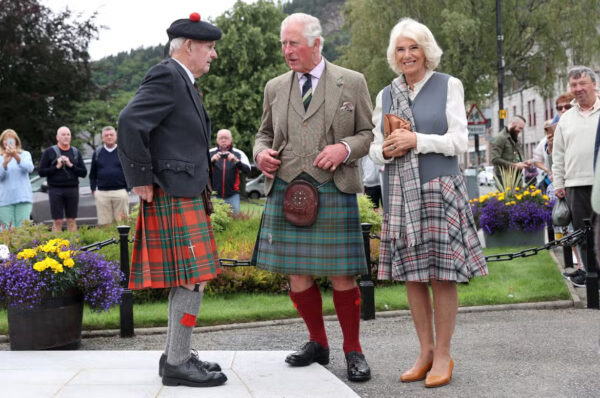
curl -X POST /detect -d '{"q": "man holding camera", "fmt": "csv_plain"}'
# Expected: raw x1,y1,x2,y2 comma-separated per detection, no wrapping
38,126,87,232
209,129,250,214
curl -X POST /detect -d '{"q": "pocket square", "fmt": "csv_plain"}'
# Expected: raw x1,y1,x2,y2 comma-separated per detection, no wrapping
340,102,354,112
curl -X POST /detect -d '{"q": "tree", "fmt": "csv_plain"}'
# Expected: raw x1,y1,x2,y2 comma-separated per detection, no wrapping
339,0,600,102
0,0,99,157
201,0,288,156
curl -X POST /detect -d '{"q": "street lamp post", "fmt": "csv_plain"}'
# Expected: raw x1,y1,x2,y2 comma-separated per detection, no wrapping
496,0,505,130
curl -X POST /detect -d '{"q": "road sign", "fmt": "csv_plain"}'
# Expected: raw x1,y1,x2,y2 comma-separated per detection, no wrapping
499,109,507,119
467,104,487,125
466,104,487,135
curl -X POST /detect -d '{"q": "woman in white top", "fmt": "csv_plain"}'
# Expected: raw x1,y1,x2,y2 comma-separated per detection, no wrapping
369,18,487,388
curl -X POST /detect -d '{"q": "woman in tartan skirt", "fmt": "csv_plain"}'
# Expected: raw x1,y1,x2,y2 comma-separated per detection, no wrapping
369,18,488,388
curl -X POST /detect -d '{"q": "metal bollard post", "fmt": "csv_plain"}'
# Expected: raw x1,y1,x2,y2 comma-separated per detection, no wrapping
583,219,599,309
359,223,375,320
117,225,135,336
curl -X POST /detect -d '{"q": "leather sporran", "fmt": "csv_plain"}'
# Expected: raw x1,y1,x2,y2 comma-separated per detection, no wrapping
201,188,214,216
282,180,319,227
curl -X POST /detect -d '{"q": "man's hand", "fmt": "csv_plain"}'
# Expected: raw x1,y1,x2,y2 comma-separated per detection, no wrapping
256,149,280,178
56,156,64,169
513,161,529,170
555,188,566,199
133,185,154,203
226,152,238,163
313,143,347,172
63,155,73,168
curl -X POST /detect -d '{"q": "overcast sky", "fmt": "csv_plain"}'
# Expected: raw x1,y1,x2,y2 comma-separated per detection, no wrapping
41,0,258,60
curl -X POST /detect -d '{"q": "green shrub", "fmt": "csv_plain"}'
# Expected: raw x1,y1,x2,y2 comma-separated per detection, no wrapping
358,194,382,233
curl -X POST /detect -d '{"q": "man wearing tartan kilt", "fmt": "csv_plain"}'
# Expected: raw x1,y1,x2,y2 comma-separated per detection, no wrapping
253,13,374,382
117,13,227,388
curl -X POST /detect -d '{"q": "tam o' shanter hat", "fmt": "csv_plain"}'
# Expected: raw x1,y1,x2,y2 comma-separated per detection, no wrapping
167,12,222,41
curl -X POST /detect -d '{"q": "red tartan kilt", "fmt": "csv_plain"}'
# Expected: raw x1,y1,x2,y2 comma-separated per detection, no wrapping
129,186,220,289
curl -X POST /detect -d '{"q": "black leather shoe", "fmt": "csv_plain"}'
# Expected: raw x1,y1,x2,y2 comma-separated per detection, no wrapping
162,356,227,387
345,351,371,382
285,341,330,366
159,350,221,377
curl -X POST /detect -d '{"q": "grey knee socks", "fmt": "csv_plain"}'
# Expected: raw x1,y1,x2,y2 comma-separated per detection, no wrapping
166,286,204,366
163,287,176,355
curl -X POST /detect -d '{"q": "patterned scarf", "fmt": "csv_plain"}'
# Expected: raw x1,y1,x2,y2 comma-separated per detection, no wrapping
387,75,422,247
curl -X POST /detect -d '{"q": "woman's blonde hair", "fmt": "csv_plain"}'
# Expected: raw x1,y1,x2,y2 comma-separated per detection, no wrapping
0,129,23,155
386,17,443,75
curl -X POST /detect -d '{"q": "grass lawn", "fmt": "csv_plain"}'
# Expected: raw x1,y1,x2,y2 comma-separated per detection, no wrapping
0,246,570,334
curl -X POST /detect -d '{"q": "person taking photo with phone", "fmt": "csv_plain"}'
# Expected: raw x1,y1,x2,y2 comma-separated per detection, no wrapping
0,129,34,229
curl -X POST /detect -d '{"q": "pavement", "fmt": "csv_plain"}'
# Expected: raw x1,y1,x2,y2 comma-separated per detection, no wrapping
1,247,599,397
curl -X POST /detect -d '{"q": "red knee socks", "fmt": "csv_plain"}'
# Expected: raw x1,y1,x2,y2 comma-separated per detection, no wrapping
289,283,328,348
333,286,362,354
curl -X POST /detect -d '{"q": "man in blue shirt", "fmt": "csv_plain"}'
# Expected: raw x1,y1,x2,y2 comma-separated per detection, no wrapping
90,126,129,225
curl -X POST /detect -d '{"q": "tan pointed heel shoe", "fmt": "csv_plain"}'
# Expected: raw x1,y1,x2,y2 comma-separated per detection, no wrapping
425,359,454,388
400,361,433,382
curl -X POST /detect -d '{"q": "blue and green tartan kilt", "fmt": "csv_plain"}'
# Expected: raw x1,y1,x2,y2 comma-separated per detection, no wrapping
253,177,367,276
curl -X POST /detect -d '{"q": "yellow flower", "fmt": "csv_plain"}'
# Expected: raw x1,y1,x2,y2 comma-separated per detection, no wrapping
523,190,530,196
505,202,511,206
58,251,72,260
515,194,523,200
530,185,536,190
498,194,505,201
515,187,520,191
542,195,549,201
506,187,511,191
544,202,549,206
17,248,37,259
511,201,516,205
63,258,75,268
39,244,56,253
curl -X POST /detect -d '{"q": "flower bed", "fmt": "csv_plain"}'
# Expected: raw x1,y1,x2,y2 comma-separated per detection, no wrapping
470,185,553,235
0,238,123,311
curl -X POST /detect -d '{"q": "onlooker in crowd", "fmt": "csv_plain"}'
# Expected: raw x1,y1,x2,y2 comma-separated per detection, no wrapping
253,13,374,382
89,126,129,225
531,119,556,192
360,155,382,209
552,66,600,288
491,115,528,187
209,129,250,214
369,18,487,388
0,129,34,228
117,13,226,387
38,126,87,232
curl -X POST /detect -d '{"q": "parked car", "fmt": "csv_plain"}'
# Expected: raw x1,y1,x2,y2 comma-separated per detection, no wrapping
30,159,139,226
478,166,495,186
245,174,265,199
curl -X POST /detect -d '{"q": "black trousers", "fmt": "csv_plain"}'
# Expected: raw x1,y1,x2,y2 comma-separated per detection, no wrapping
566,186,593,269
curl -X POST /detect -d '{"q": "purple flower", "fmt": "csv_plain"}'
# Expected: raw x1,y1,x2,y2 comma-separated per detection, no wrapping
0,241,124,311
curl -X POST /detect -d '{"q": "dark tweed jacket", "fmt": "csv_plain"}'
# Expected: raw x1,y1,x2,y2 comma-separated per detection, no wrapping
117,58,212,198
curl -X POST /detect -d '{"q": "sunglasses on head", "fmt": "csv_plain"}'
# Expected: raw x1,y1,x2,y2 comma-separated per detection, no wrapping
556,104,572,111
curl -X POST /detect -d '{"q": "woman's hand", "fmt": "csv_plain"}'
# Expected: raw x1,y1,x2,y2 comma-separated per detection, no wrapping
382,129,416,159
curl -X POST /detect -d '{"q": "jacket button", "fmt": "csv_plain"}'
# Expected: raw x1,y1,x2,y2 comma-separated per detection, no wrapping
166,163,170,168
141,167,145,171
130,163,134,168
303,122,308,127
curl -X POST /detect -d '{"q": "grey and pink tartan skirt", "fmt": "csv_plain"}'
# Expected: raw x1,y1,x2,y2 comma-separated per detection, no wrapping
378,175,487,282
253,178,367,276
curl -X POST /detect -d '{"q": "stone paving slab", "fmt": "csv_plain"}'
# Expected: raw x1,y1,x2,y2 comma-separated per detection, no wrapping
0,350,359,398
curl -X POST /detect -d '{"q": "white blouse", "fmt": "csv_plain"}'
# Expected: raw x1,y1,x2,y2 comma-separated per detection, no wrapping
369,70,469,165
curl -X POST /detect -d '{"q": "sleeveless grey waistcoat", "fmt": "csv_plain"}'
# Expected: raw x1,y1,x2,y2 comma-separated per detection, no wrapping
381,72,460,212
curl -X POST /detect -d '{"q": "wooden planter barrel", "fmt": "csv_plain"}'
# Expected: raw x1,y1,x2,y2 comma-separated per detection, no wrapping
7,289,84,350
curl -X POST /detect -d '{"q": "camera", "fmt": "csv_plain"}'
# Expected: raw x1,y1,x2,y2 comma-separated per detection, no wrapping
6,138,15,149
220,152,228,159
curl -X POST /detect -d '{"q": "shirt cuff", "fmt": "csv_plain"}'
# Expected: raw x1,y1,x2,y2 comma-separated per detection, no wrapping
340,141,351,163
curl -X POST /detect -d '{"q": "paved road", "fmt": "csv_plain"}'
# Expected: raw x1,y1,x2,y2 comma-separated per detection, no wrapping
6,305,596,397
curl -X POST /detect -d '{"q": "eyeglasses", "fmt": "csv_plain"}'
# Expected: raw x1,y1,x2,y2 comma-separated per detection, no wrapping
556,104,572,111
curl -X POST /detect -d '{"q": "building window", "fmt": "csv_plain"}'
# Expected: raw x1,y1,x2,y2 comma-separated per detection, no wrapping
527,101,532,126
532,99,536,126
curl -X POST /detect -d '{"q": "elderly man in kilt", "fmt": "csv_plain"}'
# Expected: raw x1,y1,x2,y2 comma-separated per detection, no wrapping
117,13,227,388
253,13,374,382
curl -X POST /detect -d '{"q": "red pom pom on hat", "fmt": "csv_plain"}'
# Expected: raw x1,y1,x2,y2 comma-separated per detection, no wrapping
189,12,201,22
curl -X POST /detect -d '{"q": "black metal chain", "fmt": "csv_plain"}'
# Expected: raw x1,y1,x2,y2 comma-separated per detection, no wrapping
369,226,590,263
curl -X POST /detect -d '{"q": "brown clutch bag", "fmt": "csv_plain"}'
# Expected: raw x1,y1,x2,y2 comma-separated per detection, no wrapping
383,114,411,138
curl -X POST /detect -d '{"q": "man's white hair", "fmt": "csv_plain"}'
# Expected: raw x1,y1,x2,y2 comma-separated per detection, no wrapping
281,13,324,53
169,37,186,56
